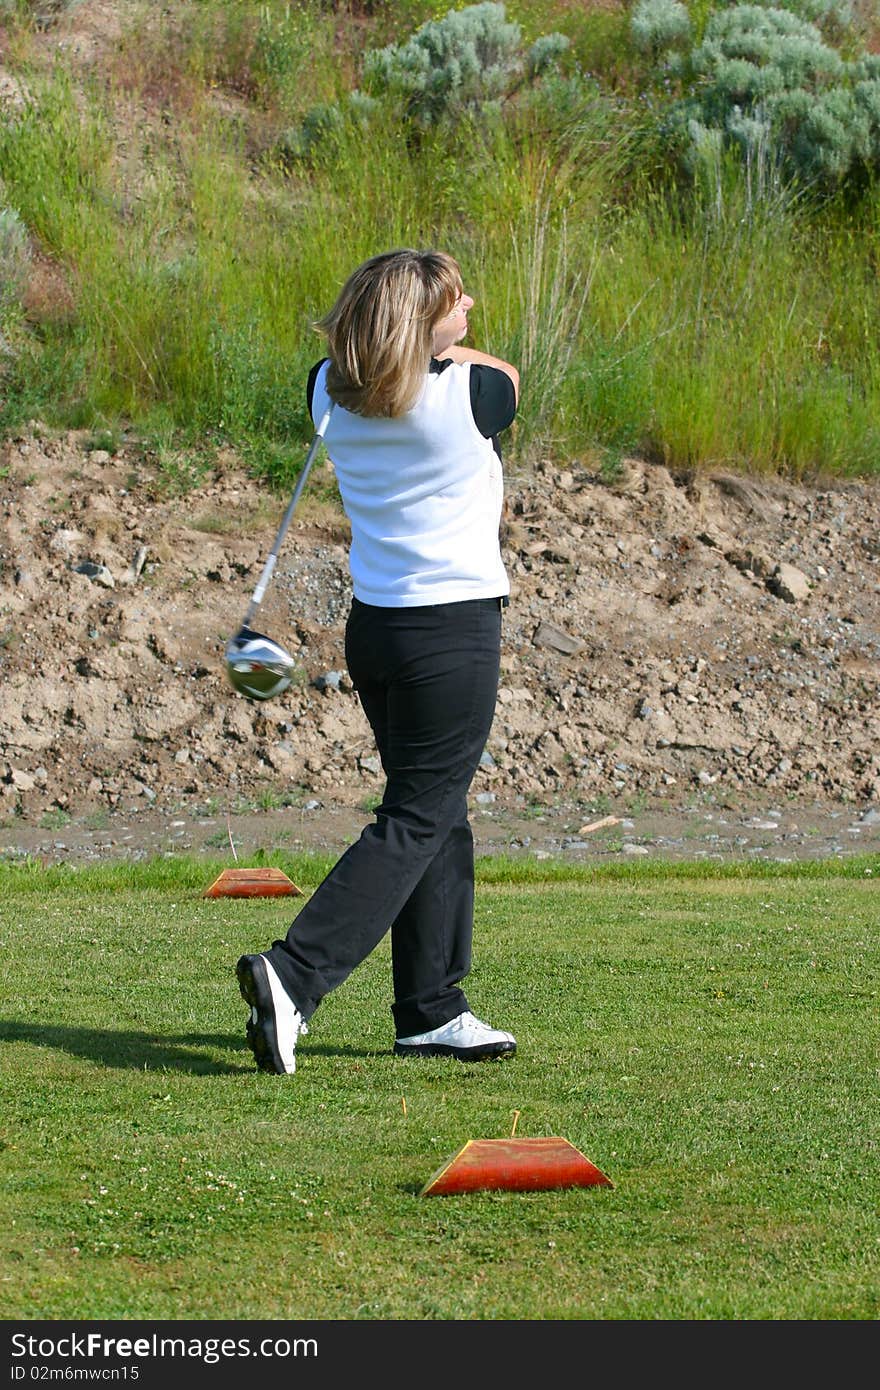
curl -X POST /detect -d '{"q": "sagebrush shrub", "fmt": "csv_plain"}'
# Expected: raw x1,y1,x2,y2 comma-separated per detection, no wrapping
361,0,570,124
630,0,692,55
637,2,880,192
708,0,853,34
278,1,571,162
362,1,524,122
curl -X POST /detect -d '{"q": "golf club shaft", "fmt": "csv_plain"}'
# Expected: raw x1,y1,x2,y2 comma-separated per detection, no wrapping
243,405,334,627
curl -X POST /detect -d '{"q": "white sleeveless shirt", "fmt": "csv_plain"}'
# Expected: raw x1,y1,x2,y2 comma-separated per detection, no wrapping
311,358,510,608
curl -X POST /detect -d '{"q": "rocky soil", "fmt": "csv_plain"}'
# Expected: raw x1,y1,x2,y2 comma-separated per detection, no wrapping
2,423,880,865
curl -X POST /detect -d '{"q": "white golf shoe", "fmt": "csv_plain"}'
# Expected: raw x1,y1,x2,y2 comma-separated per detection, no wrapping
394,1010,516,1061
236,953,308,1074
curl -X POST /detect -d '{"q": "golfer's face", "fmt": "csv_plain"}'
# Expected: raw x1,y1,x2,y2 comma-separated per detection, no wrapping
432,290,474,354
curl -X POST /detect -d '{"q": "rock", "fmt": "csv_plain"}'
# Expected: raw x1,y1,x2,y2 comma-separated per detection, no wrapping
120,546,148,584
49,528,86,556
73,561,115,588
497,686,533,705
313,670,344,691
725,547,775,579
768,563,811,603
532,621,584,656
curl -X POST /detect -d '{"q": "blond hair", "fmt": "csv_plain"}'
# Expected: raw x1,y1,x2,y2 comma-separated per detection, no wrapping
315,249,463,418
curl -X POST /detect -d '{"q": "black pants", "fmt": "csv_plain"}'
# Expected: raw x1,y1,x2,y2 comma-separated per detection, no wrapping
265,595,503,1037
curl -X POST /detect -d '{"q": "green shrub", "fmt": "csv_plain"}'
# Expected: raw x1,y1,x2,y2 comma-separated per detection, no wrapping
275,92,377,166
709,0,853,41
362,2,521,123
640,3,880,193
691,6,845,100
361,1,569,125
278,0,572,159
631,0,693,56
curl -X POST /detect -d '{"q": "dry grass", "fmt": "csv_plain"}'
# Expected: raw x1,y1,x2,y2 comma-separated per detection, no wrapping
20,247,77,325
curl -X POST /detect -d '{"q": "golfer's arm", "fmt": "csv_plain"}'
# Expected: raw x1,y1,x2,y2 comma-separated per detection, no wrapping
435,345,520,403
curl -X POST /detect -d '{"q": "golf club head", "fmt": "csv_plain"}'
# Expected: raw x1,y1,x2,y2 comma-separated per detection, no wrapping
224,625,296,701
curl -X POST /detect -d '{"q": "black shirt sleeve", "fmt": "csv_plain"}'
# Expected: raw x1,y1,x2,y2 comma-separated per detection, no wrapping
429,357,517,458
468,363,517,439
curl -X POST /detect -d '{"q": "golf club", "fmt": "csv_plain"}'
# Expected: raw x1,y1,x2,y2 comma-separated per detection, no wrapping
224,404,334,701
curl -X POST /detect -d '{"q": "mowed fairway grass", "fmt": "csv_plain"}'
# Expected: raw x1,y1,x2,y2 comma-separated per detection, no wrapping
0,855,877,1321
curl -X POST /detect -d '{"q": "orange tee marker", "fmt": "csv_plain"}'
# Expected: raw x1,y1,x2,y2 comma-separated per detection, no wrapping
201,867,304,899
419,1137,613,1196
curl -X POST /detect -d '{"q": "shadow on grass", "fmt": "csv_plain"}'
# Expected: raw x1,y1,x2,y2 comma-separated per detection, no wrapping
0,1019,246,1073
0,1020,386,1072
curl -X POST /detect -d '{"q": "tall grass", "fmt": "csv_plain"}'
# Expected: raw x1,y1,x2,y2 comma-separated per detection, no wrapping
583,161,880,475
1,2,880,479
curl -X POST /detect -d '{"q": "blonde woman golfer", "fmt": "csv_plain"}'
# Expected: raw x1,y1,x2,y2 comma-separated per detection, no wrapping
236,248,520,1074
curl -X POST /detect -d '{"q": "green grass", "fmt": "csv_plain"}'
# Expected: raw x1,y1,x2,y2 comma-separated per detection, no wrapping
1,854,877,1319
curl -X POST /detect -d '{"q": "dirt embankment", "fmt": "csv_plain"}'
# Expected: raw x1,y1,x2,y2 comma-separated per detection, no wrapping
1,425,879,836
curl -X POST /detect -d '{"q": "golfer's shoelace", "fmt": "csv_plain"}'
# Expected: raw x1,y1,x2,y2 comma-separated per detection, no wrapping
451,1012,495,1039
